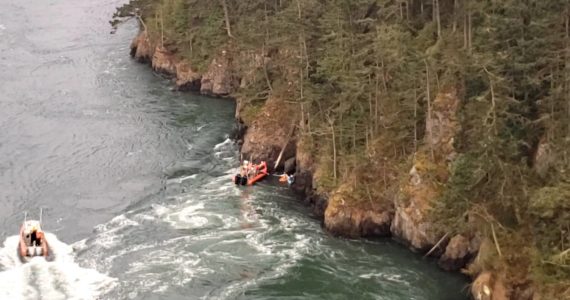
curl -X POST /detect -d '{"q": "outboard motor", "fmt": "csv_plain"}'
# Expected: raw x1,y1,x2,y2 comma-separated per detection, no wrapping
27,246,43,257
234,175,247,185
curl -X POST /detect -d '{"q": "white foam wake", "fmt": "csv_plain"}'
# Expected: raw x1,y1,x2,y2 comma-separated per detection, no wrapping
0,233,116,300
213,138,233,151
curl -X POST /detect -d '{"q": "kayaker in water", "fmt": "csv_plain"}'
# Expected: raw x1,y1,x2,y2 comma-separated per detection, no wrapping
279,173,295,186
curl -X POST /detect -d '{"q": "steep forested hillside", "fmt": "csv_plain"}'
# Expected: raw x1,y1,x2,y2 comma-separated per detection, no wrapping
116,1,569,298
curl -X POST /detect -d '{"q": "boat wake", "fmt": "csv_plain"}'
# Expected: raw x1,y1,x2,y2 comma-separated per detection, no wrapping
0,233,116,300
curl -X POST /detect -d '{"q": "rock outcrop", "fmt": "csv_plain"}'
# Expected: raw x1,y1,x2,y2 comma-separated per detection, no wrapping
391,87,461,251
130,31,154,63
391,158,442,250
438,234,479,271
175,61,201,92
324,186,392,237
533,138,554,178
472,272,509,300
151,46,177,75
200,49,239,96
240,96,298,171
283,156,296,174
130,31,241,97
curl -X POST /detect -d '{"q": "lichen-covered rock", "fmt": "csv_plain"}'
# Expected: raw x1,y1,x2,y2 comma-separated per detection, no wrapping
283,156,296,174
236,50,265,89
391,206,438,250
438,234,471,271
175,61,201,92
533,138,554,178
426,88,460,162
201,49,239,96
235,96,245,120
290,137,316,196
291,169,313,195
151,46,177,75
391,87,461,251
130,31,202,92
295,137,314,174
130,31,153,63
472,272,508,300
324,184,393,237
391,155,443,251
240,96,297,171
305,193,328,217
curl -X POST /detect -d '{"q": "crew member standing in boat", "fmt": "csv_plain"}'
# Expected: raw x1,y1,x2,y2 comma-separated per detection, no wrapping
30,227,43,246
36,230,44,246
240,160,249,177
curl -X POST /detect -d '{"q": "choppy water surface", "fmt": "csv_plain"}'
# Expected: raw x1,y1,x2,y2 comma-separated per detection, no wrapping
0,0,469,299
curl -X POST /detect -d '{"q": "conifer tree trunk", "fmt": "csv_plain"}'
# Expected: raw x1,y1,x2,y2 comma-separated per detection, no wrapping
330,119,337,181
160,6,164,48
414,86,418,154
424,60,435,161
463,4,468,48
220,0,234,38
467,5,472,54
435,0,441,38
432,0,436,21
453,0,458,33
564,12,570,136
262,4,273,92
463,0,472,53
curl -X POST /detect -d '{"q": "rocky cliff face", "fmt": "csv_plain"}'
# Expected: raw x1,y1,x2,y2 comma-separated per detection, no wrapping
175,61,201,92
324,184,392,237
151,46,177,75
200,49,239,96
130,31,234,97
130,30,302,180
240,95,298,172
472,272,509,300
438,233,480,271
130,30,153,63
391,156,443,251
391,87,461,251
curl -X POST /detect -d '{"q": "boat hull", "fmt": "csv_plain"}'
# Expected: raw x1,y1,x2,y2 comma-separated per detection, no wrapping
18,220,50,262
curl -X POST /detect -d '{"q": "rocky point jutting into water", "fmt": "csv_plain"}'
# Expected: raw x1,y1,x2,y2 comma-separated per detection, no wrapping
123,1,570,298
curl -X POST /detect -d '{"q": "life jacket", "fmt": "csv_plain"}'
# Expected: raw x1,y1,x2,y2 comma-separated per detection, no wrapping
279,174,288,182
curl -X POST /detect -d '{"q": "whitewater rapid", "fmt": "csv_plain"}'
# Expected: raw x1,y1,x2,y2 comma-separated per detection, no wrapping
0,233,115,300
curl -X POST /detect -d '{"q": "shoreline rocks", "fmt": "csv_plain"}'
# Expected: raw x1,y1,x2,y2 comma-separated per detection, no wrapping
324,190,393,238
129,31,235,97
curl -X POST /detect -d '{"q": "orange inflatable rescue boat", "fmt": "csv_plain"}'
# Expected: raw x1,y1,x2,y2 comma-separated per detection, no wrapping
18,218,49,262
234,160,268,186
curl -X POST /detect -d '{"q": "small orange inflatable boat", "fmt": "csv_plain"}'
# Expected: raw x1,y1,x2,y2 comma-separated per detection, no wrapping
234,161,268,186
